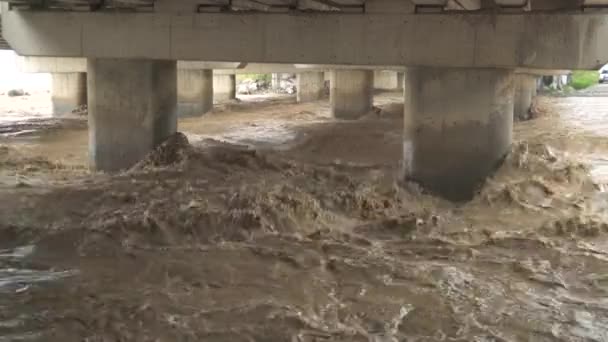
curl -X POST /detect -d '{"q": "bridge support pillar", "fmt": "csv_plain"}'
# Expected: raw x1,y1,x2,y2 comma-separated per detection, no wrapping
88,58,177,172
177,69,213,117
297,72,325,102
514,74,537,121
214,74,236,101
403,67,514,200
51,72,87,116
374,71,403,90
330,69,373,119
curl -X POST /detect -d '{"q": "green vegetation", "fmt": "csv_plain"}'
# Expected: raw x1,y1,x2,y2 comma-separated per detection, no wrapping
570,70,599,90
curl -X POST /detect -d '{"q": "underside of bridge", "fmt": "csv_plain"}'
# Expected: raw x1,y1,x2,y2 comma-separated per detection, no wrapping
1,0,607,12
1,0,608,199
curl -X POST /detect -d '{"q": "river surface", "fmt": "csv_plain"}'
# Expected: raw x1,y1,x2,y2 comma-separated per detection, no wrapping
0,88,608,341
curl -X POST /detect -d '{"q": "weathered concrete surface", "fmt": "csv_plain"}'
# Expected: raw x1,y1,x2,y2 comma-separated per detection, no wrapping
177,69,213,117
374,71,403,90
403,67,514,200
330,70,373,119
214,74,236,101
17,56,87,73
15,56,411,77
514,74,537,121
297,72,325,102
0,14,10,50
88,59,177,171
3,6,608,69
51,72,87,116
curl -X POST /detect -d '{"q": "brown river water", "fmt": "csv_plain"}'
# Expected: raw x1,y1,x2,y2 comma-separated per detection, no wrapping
0,89,608,341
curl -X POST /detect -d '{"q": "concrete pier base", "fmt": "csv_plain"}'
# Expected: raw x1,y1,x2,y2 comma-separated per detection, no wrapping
514,74,537,121
51,72,87,116
403,67,514,200
88,59,177,172
297,72,325,102
330,70,373,119
177,69,213,117
374,71,403,90
214,74,236,101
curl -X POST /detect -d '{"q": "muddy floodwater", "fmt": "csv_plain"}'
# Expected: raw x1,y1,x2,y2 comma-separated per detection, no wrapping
1,89,608,341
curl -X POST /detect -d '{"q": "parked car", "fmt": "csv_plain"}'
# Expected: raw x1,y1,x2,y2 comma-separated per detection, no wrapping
599,70,608,83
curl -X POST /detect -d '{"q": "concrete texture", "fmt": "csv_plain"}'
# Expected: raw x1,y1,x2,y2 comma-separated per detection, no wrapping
330,70,373,119
17,57,87,73
0,15,9,50
177,69,213,117
214,74,236,102
403,67,514,200
51,72,87,116
88,58,177,172
3,7,608,69
374,71,402,90
514,74,537,121
271,73,281,91
297,72,325,102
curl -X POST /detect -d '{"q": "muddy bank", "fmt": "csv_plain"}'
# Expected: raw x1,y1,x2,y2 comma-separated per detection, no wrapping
0,93,607,341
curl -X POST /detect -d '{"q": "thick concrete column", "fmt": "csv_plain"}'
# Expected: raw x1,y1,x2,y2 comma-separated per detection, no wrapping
330,70,373,119
88,59,177,172
374,71,402,90
213,74,236,101
403,67,514,200
51,72,87,116
514,74,537,121
297,72,325,102
177,69,213,117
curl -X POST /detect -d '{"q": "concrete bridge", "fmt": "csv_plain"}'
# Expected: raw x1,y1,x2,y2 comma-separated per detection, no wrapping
1,0,607,199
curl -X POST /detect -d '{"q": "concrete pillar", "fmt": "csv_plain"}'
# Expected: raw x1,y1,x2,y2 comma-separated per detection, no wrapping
213,74,236,101
514,74,537,121
374,70,402,90
330,69,373,119
51,72,87,116
177,69,213,117
297,72,325,102
403,67,514,200
271,73,281,90
88,59,177,172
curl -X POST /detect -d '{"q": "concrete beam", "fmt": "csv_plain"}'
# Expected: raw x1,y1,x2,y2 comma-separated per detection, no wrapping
295,64,406,71
3,8,607,69
15,56,338,74
374,71,403,90
17,56,87,73
514,67,572,76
